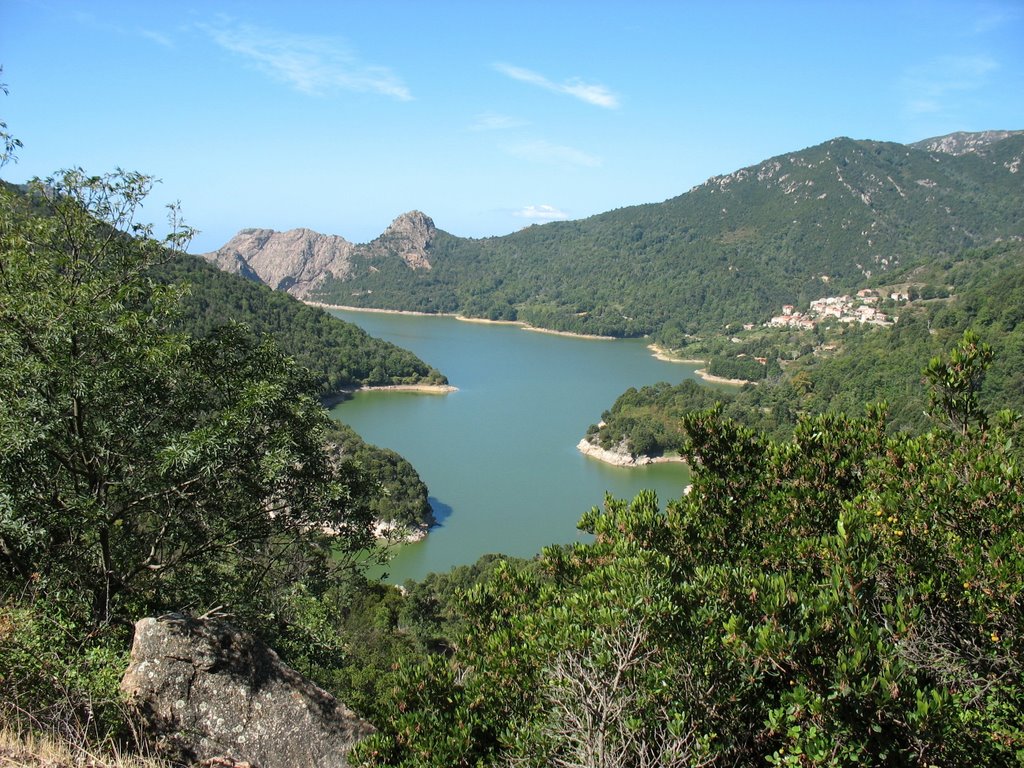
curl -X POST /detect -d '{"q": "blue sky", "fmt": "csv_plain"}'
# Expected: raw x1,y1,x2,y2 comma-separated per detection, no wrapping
2,1,1022,252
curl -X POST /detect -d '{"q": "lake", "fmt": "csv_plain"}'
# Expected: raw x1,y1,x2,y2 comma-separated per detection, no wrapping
327,309,710,583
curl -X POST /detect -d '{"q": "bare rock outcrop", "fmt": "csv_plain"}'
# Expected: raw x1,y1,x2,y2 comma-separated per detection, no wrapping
576,437,651,466
204,227,357,296
202,211,436,299
912,129,1024,156
367,211,435,271
121,615,373,768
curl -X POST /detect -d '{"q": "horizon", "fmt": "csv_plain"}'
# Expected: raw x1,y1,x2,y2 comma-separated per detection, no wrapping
2,1,1023,252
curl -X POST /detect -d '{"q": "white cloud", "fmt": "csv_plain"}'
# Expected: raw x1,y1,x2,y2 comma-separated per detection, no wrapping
514,204,570,222
201,20,412,100
470,111,529,131
901,54,998,115
505,139,602,167
494,63,619,109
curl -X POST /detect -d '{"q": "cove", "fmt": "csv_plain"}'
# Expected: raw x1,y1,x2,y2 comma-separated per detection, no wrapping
327,309,707,583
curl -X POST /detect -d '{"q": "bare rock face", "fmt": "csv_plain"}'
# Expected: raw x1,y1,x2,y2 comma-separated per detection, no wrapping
912,130,1024,156
368,211,435,271
204,228,357,297
202,212,436,299
121,615,374,768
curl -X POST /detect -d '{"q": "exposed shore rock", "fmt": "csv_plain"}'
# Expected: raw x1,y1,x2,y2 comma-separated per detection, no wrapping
121,615,373,768
373,519,429,543
577,437,657,467
577,437,688,467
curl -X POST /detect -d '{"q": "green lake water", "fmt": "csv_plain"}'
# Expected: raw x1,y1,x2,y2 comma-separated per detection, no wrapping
327,310,712,583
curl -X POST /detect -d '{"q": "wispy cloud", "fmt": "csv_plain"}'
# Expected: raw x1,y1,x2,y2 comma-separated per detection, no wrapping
901,54,998,115
200,19,412,100
494,63,619,109
138,28,174,48
470,111,529,131
505,139,601,167
68,10,176,50
971,7,1020,34
514,204,570,222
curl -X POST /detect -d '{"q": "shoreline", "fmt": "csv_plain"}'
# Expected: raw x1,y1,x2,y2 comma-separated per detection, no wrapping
522,325,615,340
303,300,442,318
332,383,458,402
694,369,754,386
647,343,705,365
646,344,751,386
322,382,457,407
305,300,617,340
373,519,429,544
358,383,458,393
576,437,687,468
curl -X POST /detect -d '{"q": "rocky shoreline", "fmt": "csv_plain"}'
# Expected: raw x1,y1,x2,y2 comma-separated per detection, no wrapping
359,383,457,394
576,437,686,467
305,301,617,340
646,344,752,385
373,519,429,543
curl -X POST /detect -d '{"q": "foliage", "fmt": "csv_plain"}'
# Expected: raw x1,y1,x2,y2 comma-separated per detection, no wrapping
707,353,777,381
586,380,726,457
327,423,433,529
0,599,131,745
0,69,22,167
252,554,534,726
591,241,1024,456
151,252,446,396
924,329,993,434
356,335,1024,767
0,169,376,631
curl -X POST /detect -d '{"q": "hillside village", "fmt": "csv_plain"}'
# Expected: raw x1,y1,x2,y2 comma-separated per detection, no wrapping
762,288,906,329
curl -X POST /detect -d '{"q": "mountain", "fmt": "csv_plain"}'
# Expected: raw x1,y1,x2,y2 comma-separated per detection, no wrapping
204,210,436,297
203,131,1024,339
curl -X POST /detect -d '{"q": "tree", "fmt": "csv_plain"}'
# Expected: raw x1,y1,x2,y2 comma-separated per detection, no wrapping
924,328,993,434
0,169,374,629
0,67,22,167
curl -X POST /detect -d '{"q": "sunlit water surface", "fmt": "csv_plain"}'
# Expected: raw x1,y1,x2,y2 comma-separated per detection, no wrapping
327,310,710,583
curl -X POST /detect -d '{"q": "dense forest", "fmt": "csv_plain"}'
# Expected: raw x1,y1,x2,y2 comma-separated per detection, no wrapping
0,179,446,399
153,253,447,395
307,133,1024,340
0,169,446,754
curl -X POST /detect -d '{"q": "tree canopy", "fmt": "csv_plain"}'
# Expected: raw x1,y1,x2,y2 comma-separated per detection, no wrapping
357,333,1024,767
0,169,375,629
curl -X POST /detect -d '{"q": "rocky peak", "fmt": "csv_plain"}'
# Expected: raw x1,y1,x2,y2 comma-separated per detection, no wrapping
912,130,1024,156
371,210,436,270
202,211,438,298
203,227,356,297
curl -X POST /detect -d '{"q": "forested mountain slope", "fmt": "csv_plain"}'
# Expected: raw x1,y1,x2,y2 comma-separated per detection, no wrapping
152,253,447,396
587,240,1024,457
1,179,446,397
206,131,1024,339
